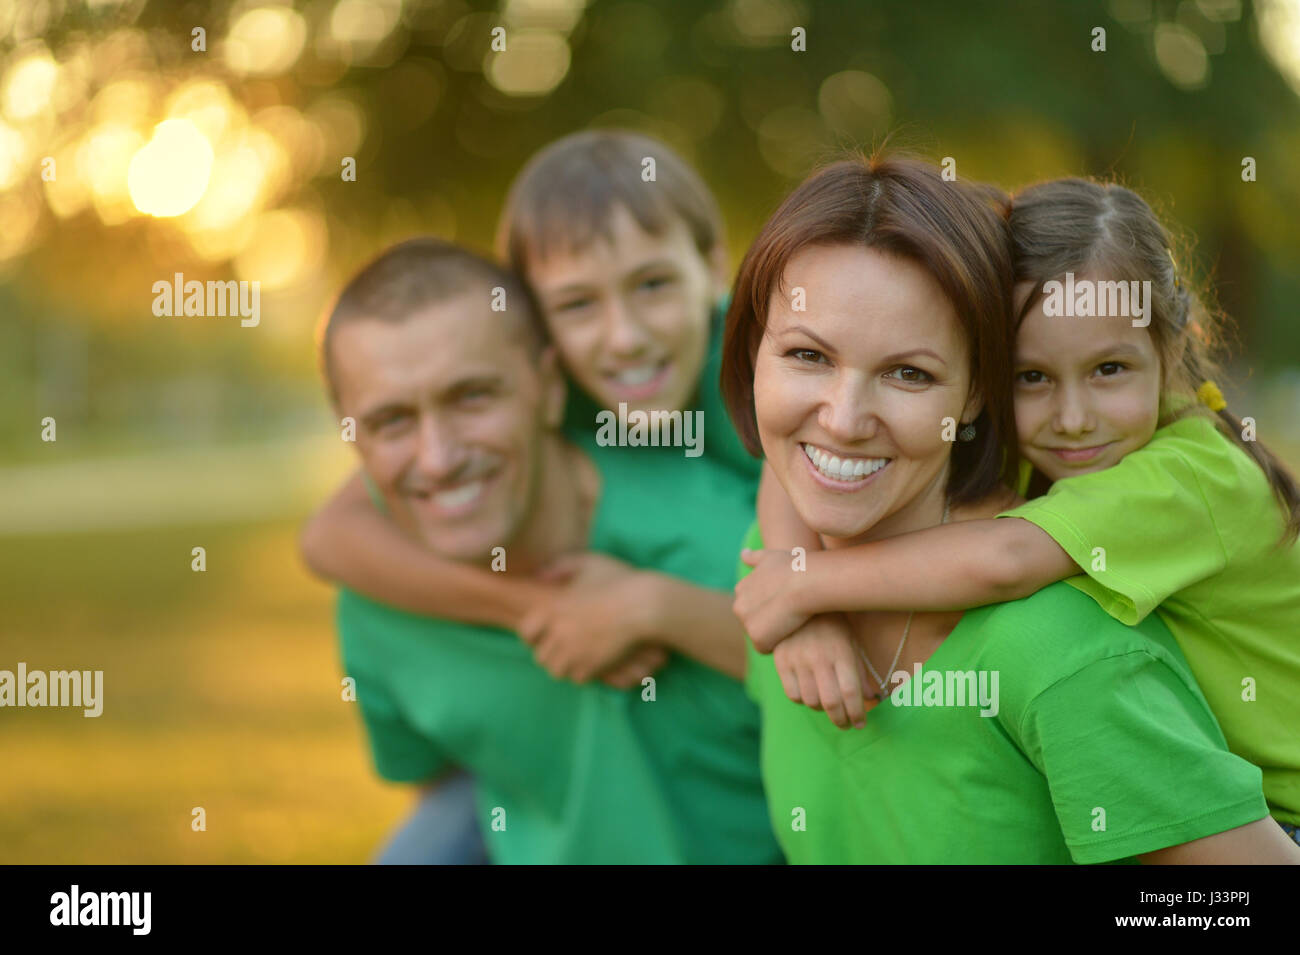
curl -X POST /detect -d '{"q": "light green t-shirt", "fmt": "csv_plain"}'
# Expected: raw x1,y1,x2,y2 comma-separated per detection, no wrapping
1001,413,1300,824
740,521,1269,864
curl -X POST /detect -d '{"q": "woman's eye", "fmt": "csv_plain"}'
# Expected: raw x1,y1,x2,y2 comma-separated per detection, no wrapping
1096,361,1124,376
785,348,824,364
1016,370,1046,385
888,366,932,383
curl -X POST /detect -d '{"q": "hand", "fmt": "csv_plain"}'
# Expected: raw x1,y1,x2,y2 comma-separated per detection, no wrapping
518,554,659,684
734,547,816,653
597,645,669,690
772,613,879,730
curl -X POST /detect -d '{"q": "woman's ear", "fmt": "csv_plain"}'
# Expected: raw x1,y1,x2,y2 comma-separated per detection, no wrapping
537,346,567,429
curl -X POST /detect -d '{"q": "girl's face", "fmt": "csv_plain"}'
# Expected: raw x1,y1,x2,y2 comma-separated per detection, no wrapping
754,244,981,546
1013,275,1162,482
524,203,727,415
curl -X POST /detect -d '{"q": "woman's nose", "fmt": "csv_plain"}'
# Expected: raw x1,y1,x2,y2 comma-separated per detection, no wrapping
817,372,877,444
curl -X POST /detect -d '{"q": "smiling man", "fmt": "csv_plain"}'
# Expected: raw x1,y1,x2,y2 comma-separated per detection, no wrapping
315,237,779,865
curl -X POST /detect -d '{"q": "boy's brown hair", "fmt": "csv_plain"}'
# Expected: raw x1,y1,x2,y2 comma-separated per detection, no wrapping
495,129,724,273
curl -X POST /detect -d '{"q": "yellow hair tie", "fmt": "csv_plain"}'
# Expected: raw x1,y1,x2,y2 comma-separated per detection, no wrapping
1197,380,1226,412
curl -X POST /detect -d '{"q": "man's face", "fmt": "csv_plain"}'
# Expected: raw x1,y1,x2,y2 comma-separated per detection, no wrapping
331,294,564,564
524,203,726,415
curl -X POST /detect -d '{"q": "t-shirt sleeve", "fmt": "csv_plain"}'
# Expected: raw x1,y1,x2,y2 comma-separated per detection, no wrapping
1012,648,1267,864
997,442,1226,624
349,666,448,783
338,595,447,783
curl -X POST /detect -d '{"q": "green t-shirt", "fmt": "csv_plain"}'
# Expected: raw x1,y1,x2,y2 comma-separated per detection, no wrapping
560,297,760,481
1001,413,1300,825
339,419,777,864
740,521,1269,864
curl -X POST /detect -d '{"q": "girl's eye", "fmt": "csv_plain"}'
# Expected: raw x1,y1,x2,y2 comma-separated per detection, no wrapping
888,366,932,384
1096,361,1124,376
1016,370,1046,385
785,347,825,364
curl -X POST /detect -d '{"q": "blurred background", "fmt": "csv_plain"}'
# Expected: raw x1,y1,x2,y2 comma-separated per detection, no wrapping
2,0,1298,863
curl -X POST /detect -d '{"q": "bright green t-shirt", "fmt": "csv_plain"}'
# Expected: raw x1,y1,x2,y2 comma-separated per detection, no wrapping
740,521,1269,864
340,355,777,863
1001,413,1300,825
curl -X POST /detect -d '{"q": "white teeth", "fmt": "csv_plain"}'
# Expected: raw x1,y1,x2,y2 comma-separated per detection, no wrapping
612,364,661,386
432,480,484,510
801,443,888,483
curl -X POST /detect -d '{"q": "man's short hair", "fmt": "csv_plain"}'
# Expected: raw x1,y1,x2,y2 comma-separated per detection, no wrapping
318,237,548,404
495,129,724,273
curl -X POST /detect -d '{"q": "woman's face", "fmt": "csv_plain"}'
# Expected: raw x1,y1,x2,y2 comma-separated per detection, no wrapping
754,244,982,545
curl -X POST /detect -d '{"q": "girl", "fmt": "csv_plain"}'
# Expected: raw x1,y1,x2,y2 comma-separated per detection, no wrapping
734,176,1300,843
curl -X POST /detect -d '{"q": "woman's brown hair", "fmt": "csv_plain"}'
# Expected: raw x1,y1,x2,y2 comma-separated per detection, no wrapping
720,152,1018,507
1009,178,1300,545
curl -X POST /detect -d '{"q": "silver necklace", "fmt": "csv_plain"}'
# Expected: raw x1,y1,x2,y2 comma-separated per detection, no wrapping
857,498,952,699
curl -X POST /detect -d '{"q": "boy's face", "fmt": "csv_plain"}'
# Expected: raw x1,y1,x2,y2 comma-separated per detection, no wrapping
524,203,726,415
1013,276,1162,482
330,294,564,564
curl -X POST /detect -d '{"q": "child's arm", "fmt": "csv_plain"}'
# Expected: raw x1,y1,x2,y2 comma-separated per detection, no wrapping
523,552,751,681
299,470,554,631
757,462,822,552
736,516,1078,653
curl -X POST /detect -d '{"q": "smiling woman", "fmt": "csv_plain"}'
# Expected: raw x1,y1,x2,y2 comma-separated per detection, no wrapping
721,153,1293,864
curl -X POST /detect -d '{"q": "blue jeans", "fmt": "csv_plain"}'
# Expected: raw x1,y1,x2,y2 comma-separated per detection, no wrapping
373,771,489,865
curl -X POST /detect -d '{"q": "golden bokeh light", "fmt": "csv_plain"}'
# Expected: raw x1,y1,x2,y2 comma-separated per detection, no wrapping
225,6,308,77
0,119,29,191
128,119,214,218
234,206,327,290
2,47,59,121
80,122,144,225
485,30,571,97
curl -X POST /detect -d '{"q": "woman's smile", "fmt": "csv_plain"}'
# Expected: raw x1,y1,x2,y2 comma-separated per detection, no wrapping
800,441,891,488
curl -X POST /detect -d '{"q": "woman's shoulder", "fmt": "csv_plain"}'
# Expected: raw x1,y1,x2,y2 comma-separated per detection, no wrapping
956,581,1201,710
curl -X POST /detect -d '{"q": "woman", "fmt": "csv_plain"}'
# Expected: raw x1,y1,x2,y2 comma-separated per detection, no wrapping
721,154,1298,864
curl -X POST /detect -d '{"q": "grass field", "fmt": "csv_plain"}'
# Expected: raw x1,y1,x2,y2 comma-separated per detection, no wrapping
0,516,411,864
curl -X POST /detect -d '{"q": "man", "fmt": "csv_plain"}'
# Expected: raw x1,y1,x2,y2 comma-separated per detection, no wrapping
313,237,780,864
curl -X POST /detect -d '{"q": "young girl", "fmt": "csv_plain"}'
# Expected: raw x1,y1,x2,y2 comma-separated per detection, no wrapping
734,177,1300,841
